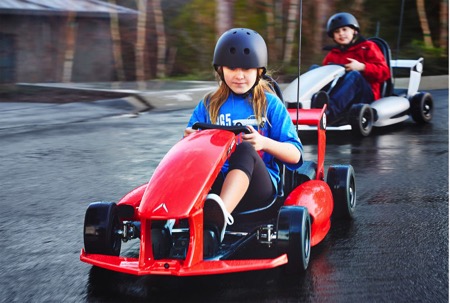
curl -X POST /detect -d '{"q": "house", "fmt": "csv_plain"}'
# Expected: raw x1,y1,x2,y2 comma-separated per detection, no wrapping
0,0,138,83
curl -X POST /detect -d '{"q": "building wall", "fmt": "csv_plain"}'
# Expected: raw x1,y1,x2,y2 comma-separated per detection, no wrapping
0,32,16,82
0,14,118,83
72,17,115,82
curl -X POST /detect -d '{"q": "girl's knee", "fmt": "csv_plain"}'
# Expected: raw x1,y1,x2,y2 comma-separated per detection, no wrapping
233,141,258,158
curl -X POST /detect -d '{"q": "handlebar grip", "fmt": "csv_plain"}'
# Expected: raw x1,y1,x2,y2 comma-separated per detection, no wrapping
192,122,251,134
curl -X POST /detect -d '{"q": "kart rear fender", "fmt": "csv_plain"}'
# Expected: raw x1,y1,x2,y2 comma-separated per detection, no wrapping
284,180,333,246
371,96,410,127
139,129,236,219
283,65,345,107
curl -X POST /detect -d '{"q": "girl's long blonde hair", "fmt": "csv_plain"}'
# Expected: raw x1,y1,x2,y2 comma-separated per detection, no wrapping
204,68,276,128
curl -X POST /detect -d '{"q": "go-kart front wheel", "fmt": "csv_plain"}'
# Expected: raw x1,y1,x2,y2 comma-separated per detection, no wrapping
327,165,356,220
410,92,433,123
84,202,122,256
276,206,311,273
349,104,374,137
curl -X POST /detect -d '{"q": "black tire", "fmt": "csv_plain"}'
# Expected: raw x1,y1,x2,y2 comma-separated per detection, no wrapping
84,202,122,256
276,206,311,273
410,92,433,123
327,165,356,220
349,104,374,137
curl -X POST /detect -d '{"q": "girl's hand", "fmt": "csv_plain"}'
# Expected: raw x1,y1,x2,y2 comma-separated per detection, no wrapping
184,127,196,137
242,125,301,164
242,125,266,151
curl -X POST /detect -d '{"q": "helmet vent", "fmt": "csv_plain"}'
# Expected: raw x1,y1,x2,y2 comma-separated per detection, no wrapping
229,47,236,54
244,48,250,55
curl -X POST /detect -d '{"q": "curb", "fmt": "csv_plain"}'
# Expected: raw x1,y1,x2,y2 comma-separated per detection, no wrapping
132,75,448,111
395,75,448,91
123,95,154,112
16,75,448,112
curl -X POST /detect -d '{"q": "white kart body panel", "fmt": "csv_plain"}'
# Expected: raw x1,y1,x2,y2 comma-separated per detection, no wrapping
283,65,345,108
299,96,411,131
371,96,410,127
390,58,423,98
298,124,352,131
283,57,426,133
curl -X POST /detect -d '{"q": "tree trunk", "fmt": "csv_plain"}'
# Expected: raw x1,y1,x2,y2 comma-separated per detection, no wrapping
62,11,77,83
416,0,434,48
439,0,448,56
274,0,283,61
152,0,166,78
283,0,299,66
314,0,331,59
216,0,234,38
136,0,147,89
263,0,276,63
109,0,125,82
352,0,365,28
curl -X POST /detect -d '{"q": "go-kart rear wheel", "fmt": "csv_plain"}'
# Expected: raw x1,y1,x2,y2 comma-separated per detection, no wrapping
327,165,356,220
84,202,122,256
349,104,374,137
410,92,433,123
276,206,311,273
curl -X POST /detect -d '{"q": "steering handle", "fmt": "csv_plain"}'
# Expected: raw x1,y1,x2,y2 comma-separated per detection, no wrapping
192,122,251,135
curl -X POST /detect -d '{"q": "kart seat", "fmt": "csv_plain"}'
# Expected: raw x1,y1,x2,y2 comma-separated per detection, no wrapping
263,74,284,102
283,161,317,196
231,160,317,224
368,37,394,98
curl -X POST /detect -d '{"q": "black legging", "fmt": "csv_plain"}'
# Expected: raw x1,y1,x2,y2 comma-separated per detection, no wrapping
210,142,275,212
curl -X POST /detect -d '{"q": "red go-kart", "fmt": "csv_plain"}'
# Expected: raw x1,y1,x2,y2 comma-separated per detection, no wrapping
80,106,355,276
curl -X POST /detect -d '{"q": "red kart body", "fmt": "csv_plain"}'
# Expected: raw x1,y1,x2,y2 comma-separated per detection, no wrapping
80,106,355,276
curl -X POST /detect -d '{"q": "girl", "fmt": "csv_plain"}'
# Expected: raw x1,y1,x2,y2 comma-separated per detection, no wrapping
184,28,303,242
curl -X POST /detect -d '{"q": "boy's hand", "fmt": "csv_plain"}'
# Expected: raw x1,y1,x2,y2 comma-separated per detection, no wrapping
345,58,365,72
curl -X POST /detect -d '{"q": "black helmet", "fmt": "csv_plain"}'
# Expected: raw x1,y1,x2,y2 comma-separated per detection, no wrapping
326,12,360,37
213,28,267,73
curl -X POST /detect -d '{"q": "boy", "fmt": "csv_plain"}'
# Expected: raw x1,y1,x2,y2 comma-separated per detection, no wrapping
314,12,390,122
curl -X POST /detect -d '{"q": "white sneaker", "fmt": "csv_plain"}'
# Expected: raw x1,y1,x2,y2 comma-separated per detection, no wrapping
203,193,234,242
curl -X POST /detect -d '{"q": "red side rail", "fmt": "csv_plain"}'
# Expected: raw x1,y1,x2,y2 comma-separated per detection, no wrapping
288,106,327,180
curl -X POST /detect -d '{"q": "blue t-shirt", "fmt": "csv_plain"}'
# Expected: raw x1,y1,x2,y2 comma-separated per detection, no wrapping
187,92,303,192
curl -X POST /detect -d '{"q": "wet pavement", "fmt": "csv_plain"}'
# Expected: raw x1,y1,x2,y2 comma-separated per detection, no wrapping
0,86,448,302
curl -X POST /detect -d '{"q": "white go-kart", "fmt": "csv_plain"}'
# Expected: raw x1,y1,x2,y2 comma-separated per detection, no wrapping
283,37,433,136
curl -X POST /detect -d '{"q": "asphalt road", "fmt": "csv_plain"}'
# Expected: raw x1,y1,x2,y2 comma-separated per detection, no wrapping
0,89,448,302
